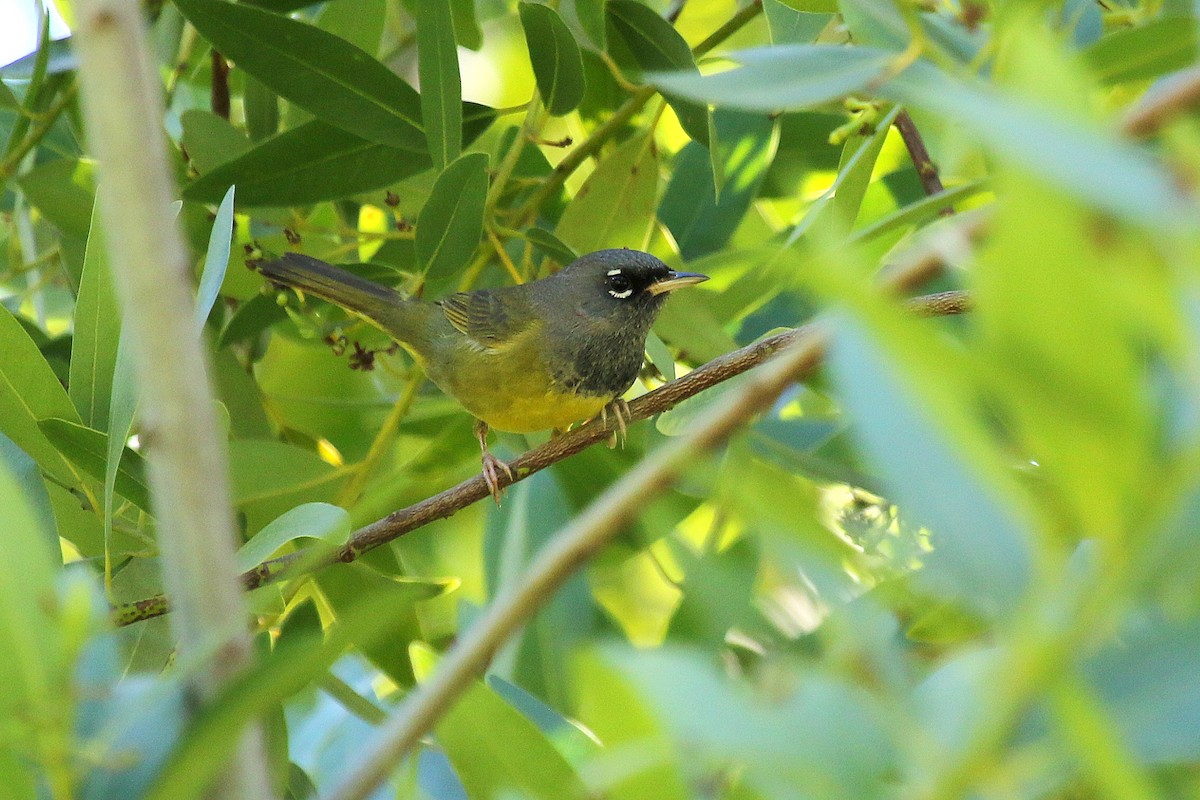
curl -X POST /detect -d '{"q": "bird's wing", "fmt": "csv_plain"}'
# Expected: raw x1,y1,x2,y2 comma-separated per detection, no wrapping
438,289,531,349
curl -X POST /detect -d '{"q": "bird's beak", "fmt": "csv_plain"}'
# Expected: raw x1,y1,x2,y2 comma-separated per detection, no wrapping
648,270,709,296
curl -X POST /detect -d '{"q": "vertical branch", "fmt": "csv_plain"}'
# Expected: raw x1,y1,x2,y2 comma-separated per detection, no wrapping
70,1,272,799
894,109,953,215
211,50,231,120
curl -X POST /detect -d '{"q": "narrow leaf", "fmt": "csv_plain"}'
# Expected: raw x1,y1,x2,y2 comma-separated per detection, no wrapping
520,3,586,116
416,152,489,285
69,203,120,429
173,0,426,151
415,0,462,169
235,502,350,572
38,418,151,512
0,304,80,483
556,134,658,254
195,186,235,333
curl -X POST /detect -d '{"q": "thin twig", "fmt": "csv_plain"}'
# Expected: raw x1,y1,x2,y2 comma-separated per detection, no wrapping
111,288,972,627
211,50,230,120
893,109,952,215
1122,63,1200,138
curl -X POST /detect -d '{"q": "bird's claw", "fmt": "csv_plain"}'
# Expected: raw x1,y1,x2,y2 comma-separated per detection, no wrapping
480,451,514,506
600,398,630,449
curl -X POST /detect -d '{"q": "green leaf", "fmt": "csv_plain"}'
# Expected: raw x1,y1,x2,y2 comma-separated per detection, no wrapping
319,564,456,685
234,502,350,572
838,0,909,51
648,44,895,111
606,0,709,146
38,418,151,512
415,0,462,169
451,0,484,50
0,432,65,788
0,432,57,552
185,108,495,206
1083,16,1198,84
145,582,431,800
520,3,586,117
173,0,426,151
524,227,579,266
561,0,607,49
555,134,658,254
416,151,489,287
180,110,252,174
69,203,120,430
826,310,1034,616
764,0,834,43
0,304,81,484
196,186,235,332
659,110,778,259
17,157,95,238
316,0,386,55
411,643,591,800
242,76,279,143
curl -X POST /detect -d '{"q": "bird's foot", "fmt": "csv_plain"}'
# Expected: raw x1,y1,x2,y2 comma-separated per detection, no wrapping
474,420,513,506
600,398,630,449
481,451,515,506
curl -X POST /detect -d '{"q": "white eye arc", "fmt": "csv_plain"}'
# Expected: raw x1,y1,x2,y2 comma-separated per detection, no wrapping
606,270,634,299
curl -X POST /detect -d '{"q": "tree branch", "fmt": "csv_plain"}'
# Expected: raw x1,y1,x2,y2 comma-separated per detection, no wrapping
1122,63,1200,138
72,1,273,797
324,288,965,800
112,288,972,628
893,109,952,214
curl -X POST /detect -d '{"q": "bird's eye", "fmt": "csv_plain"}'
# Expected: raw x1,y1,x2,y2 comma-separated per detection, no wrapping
607,272,633,299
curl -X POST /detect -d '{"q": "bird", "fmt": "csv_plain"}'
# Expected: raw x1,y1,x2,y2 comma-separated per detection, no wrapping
257,249,708,503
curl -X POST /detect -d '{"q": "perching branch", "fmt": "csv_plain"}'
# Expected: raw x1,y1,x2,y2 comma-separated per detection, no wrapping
112,287,972,628
324,291,969,800
1122,63,1200,138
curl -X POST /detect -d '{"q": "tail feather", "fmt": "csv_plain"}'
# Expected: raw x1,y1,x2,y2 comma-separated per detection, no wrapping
259,253,430,349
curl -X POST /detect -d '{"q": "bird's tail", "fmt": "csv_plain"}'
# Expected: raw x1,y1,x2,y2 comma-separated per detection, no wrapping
258,253,434,351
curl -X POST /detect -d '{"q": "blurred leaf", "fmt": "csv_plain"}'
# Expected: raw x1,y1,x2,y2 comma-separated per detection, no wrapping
1084,611,1200,763
415,0,462,169
17,157,95,238
838,0,909,50
520,3,586,116
0,431,57,552
228,440,342,533
556,134,658,253
607,0,709,146
0,36,75,79
666,538,759,647
218,292,290,348
243,76,279,143
234,502,350,572
0,304,81,484
597,645,896,797
451,0,483,49
410,644,590,800
827,311,1034,616
416,151,488,290
649,44,895,111
659,110,778,259
180,110,252,174
173,0,426,151
0,431,65,789
38,418,151,512
485,471,600,708
1083,16,1198,84
764,0,833,43
146,582,425,800
561,0,607,49
69,203,119,430
196,186,236,332
775,0,840,12
486,674,602,762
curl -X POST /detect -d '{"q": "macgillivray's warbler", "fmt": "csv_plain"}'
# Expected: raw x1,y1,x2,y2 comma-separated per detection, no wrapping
258,250,708,502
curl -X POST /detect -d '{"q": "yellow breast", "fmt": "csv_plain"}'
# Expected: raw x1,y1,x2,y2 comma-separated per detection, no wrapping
479,388,611,433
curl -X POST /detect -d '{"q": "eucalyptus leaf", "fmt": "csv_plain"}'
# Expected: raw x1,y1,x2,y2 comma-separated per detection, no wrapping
415,0,462,169
416,152,489,288
38,418,151,513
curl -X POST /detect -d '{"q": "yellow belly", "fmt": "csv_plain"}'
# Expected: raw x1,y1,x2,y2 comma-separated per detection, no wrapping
476,388,611,433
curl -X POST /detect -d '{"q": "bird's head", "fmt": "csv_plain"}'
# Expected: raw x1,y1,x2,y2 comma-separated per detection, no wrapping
555,249,708,325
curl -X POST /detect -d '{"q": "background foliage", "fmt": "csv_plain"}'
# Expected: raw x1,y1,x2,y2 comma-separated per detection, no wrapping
2,0,1200,797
